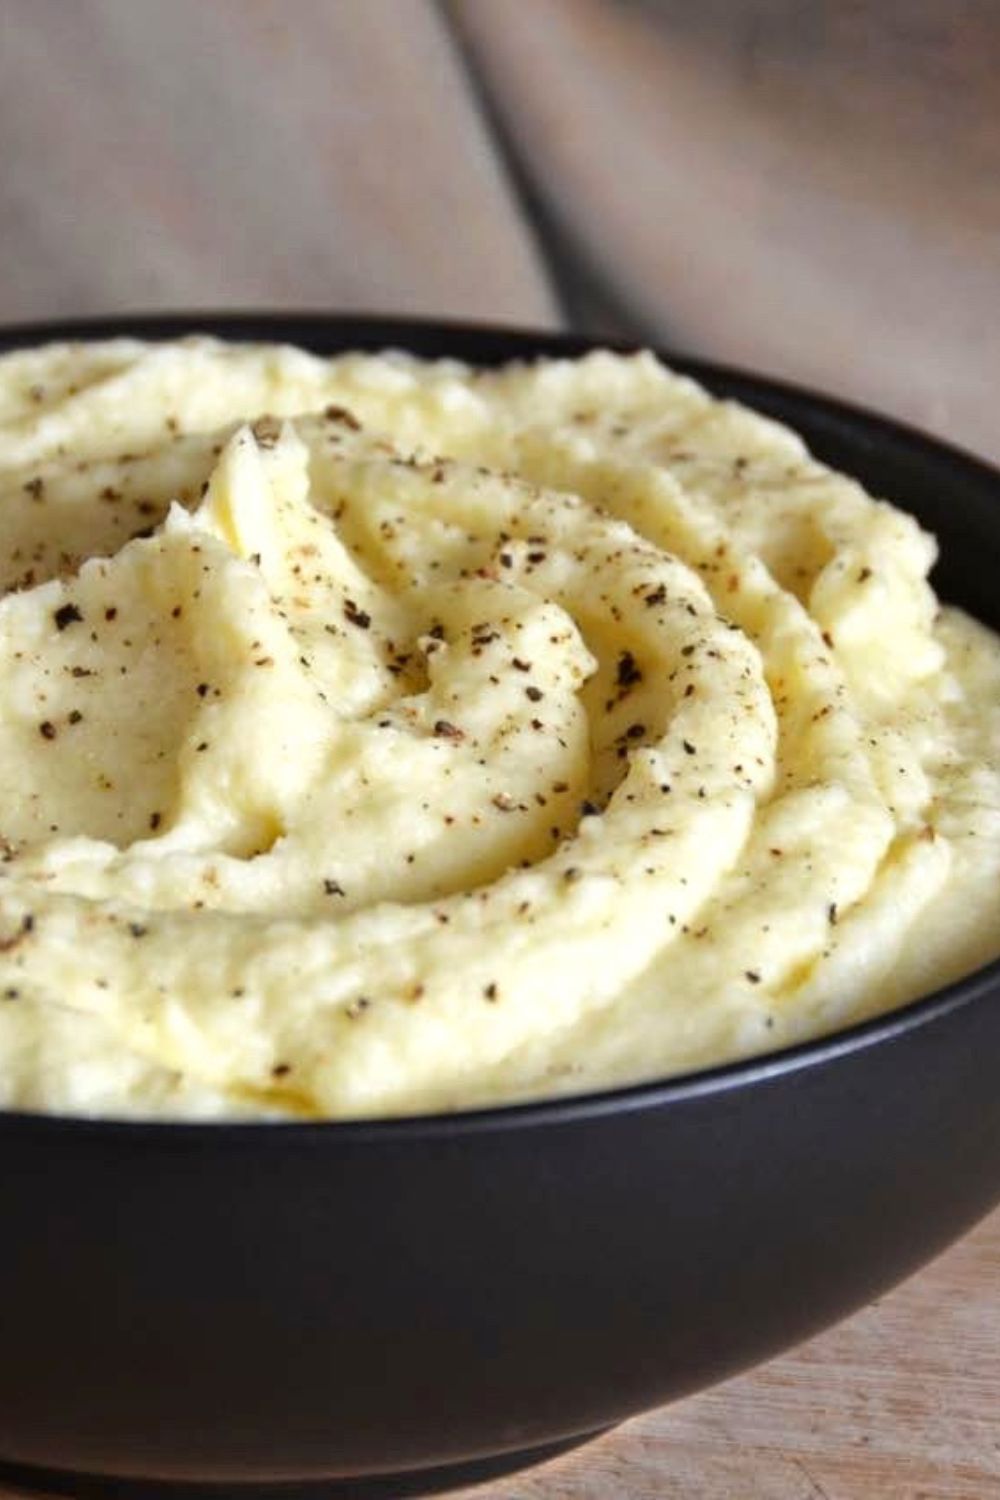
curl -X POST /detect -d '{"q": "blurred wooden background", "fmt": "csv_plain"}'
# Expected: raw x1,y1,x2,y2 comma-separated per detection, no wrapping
2,0,998,460
0,3,999,1496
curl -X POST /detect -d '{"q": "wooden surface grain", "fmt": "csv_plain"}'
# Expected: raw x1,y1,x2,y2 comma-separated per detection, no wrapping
454,0,1000,464
0,4,997,1496
0,0,558,326
451,1206,1000,1498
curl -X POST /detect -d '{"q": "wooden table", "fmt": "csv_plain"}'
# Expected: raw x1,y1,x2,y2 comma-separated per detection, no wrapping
0,5,997,1495
454,1207,1000,1498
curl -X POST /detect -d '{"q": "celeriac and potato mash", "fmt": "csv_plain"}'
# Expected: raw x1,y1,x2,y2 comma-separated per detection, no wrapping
0,336,997,1119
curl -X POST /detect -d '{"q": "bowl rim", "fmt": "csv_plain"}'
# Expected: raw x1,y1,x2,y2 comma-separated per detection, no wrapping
1,308,998,1143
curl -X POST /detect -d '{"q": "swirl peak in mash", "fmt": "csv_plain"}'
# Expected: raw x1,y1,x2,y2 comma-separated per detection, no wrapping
0,337,997,1117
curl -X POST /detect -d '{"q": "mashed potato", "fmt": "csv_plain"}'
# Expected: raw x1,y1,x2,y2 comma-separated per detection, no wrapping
0,337,997,1118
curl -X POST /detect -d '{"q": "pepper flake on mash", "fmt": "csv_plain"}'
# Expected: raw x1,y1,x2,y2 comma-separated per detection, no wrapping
0,337,997,1118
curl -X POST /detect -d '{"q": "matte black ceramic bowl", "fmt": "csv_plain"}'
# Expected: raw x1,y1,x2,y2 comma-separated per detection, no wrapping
1,316,999,1500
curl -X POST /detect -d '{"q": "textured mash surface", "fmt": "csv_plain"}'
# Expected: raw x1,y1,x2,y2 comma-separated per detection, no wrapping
0,337,997,1118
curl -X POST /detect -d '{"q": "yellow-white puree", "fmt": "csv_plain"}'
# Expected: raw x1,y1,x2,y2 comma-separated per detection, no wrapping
0,337,997,1118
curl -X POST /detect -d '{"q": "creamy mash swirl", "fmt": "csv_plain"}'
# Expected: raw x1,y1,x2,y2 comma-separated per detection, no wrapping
0,337,997,1118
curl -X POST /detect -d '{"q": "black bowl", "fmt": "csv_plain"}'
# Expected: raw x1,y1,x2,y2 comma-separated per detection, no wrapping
1,315,999,1500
